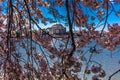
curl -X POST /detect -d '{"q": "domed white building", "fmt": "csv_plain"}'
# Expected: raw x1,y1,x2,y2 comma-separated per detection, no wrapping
47,23,66,35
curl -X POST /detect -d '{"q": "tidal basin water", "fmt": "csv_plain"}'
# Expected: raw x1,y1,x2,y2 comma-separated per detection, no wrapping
17,39,120,80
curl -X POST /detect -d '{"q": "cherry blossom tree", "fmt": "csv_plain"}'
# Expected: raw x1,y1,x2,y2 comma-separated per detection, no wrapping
0,0,120,80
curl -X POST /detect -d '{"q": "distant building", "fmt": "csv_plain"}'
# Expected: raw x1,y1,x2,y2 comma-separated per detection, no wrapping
47,23,66,35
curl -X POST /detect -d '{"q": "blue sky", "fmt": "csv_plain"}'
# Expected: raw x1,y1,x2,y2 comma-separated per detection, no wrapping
1,1,120,31
37,1,120,32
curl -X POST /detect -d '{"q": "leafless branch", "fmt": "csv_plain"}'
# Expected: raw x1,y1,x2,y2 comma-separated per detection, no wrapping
108,69,120,80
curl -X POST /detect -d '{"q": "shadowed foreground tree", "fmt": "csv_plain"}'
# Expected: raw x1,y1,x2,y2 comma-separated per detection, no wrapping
0,0,120,80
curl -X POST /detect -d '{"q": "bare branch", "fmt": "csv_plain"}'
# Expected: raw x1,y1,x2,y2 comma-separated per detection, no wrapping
108,69,120,80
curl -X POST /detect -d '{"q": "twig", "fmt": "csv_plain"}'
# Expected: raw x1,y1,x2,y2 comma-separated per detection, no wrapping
100,0,109,36
108,69,120,80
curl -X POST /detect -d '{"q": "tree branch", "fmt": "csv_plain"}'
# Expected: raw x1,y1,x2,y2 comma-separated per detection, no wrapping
108,69,120,80
65,0,76,58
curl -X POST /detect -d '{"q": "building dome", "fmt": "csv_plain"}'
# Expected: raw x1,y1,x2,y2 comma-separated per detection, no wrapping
47,23,66,35
52,23,65,29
